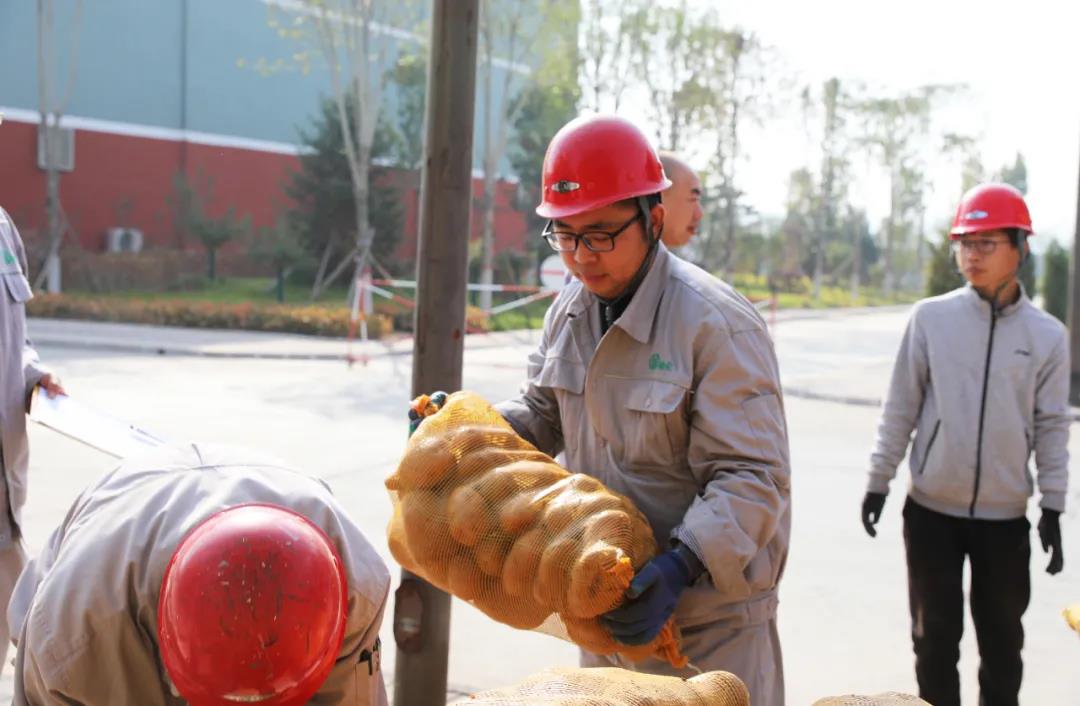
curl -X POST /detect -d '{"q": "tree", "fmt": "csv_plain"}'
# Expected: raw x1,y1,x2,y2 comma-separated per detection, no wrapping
171,173,251,281
995,153,1028,195
271,0,420,299
578,0,640,113
994,153,1036,297
857,85,959,299
251,218,310,302
474,0,576,310
286,95,404,285
34,0,84,293
778,167,816,286
802,77,855,300
384,51,427,170
697,28,775,277
1043,240,1069,324
926,232,964,296
507,32,580,279
942,132,985,195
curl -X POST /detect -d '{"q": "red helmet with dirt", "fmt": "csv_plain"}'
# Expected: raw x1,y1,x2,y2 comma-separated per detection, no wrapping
158,504,348,706
536,114,672,219
949,183,1033,238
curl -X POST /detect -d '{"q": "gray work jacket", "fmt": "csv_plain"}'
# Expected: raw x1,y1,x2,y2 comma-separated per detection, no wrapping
497,246,791,629
869,285,1070,519
0,207,48,548
9,443,391,705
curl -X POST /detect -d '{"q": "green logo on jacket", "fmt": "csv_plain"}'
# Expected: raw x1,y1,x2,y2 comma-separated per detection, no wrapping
648,353,673,371
2,250,13,266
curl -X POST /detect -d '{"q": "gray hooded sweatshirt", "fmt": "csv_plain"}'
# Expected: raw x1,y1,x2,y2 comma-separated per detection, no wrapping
868,284,1069,519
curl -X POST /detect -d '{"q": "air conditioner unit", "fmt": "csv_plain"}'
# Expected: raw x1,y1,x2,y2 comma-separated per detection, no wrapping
36,124,75,172
105,227,144,253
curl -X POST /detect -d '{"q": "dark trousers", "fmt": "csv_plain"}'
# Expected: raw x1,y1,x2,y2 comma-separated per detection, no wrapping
903,497,1030,706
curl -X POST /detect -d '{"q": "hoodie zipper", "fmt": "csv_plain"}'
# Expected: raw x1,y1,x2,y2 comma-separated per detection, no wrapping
970,308,998,516
916,420,940,475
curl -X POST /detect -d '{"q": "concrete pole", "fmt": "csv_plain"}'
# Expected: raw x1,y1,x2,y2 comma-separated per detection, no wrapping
392,2,478,704
1069,129,1080,405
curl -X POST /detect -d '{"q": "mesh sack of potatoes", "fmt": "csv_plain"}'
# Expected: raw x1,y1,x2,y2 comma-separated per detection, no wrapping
386,390,687,668
811,695,929,706
452,667,749,706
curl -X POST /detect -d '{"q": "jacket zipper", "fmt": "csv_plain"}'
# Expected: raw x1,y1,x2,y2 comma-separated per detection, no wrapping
970,309,998,516
916,420,940,475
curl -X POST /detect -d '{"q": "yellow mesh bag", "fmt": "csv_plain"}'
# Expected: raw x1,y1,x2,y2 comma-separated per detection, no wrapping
811,695,929,705
453,667,749,706
386,390,689,668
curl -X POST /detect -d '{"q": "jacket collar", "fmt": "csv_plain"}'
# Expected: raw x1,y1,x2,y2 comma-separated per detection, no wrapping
563,244,671,344
962,282,1028,318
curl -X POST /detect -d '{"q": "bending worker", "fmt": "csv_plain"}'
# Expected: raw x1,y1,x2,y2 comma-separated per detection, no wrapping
496,114,791,706
8,442,390,706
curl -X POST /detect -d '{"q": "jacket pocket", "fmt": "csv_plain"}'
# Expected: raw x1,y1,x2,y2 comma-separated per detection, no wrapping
2,272,32,303
613,377,688,469
915,420,940,476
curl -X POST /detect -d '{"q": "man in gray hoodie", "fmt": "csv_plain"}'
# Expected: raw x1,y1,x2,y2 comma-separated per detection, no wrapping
861,183,1070,706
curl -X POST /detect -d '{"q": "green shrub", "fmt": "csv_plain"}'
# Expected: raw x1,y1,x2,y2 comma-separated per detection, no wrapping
27,295,391,339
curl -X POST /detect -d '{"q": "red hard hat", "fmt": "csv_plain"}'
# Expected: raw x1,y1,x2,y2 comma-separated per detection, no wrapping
536,114,672,219
949,183,1033,238
158,504,348,706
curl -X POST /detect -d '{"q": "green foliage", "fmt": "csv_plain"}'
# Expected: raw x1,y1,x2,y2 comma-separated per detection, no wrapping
1019,251,1037,298
27,294,391,339
926,232,963,296
250,218,312,302
170,172,251,280
385,52,427,169
1043,240,1070,324
286,96,403,275
995,153,1028,194
509,78,579,263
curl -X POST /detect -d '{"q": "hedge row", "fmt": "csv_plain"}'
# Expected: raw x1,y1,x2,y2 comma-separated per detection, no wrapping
27,295,393,339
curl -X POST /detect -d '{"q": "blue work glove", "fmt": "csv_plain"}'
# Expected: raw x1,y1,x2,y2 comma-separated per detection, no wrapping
599,549,693,646
408,391,448,436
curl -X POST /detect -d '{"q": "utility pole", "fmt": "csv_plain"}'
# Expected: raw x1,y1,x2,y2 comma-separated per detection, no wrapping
393,2,479,705
1069,129,1080,404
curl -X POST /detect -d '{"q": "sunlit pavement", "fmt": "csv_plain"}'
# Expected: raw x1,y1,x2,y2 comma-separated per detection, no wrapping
5,308,1076,703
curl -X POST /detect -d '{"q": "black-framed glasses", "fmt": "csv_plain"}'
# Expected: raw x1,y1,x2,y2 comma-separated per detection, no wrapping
951,238,1010,256
541,212,641,253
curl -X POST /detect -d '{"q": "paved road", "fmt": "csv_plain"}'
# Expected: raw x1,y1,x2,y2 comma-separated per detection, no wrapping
2,309,1075,703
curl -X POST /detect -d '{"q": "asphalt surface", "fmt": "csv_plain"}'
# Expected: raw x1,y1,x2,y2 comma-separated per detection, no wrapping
1,309,1075,703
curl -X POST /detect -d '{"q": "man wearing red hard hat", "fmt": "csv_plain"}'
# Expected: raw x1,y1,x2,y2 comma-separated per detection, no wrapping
496,115,790,706
861,183,1070,706
7,443,390,706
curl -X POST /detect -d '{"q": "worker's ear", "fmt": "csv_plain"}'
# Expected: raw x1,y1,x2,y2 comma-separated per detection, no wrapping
649,203,665,241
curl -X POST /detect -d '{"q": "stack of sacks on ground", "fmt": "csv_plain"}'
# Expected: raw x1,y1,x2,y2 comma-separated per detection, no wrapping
385,390,688,668
454,667,749,705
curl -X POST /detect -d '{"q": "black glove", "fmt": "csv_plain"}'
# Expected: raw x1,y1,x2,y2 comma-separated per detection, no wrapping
1038,509,1063,575
861,492,887,538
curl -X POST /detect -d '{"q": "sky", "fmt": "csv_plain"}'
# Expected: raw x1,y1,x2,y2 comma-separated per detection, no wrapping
613,0,1080,250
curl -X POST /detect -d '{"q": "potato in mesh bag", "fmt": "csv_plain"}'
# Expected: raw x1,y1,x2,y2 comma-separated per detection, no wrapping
385,390,688,668
454,667,750,706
